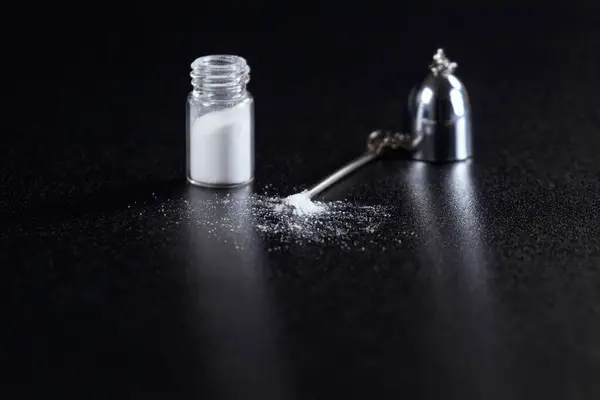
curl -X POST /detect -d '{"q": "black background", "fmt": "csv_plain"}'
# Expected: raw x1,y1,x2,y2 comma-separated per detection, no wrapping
4,2,600,399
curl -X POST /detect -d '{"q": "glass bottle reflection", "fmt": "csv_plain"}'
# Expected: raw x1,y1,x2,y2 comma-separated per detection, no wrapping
181,185,293,399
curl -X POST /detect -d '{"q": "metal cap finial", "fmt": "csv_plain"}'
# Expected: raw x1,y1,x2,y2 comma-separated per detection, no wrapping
429,48,457,76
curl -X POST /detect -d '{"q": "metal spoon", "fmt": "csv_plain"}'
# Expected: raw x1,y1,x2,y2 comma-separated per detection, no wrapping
306,130,421,199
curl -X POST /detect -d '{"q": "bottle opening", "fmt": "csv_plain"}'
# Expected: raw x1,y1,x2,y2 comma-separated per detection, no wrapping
191,55,249,72
190,55,250,98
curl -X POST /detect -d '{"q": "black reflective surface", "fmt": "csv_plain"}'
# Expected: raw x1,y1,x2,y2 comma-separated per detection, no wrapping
4,6,600,399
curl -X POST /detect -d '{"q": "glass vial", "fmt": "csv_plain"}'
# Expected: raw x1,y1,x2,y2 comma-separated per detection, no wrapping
186,55,254,187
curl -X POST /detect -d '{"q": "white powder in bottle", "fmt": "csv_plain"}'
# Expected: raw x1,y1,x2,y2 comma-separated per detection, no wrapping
189,101,253,186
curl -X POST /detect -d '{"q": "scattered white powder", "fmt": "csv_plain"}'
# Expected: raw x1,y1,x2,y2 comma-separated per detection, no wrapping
189,101,252,185
182,191,397,251
274,191,327,216
119,189,416,253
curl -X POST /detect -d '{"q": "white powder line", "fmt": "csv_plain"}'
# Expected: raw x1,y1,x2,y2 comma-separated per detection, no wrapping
179,191,401,251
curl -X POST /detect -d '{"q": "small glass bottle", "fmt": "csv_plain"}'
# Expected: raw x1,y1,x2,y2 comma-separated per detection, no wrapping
187,55,254,187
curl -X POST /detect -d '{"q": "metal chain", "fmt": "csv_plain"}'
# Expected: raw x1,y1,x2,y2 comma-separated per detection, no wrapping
366,130,423,155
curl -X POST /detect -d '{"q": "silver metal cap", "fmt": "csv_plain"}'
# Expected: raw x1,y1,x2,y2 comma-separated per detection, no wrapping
409,49,472,162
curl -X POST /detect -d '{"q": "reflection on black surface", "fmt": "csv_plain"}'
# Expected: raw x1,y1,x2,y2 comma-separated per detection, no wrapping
406,161,512,399
446,162,489,294
182,185,293,400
